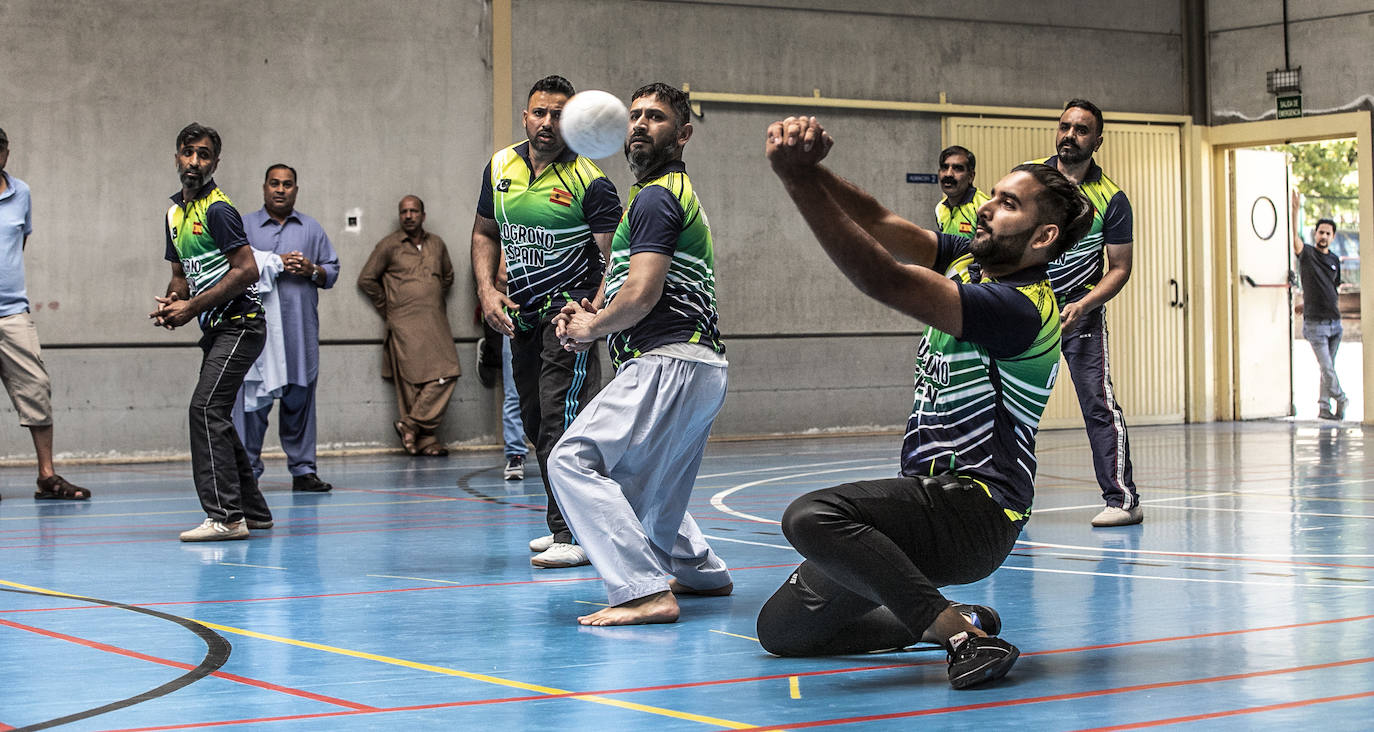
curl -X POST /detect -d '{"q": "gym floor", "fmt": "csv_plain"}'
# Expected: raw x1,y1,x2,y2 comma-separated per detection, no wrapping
2,422,1372,730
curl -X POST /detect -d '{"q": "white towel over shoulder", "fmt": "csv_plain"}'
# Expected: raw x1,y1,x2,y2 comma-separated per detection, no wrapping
243,250,287,412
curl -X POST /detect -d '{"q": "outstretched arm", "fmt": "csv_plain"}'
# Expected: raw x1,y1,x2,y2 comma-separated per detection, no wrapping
767,117,963,336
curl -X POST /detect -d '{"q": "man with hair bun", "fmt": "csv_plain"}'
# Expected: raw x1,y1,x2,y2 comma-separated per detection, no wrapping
757,114,1092,689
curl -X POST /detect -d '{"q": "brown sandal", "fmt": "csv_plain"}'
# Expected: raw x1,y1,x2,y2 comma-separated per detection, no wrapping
393,421,419,455
35,474,91,500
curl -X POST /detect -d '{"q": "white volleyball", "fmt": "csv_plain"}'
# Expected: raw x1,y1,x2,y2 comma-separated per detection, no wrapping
561,90,629,159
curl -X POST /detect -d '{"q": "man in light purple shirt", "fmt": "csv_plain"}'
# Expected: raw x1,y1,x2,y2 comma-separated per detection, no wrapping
233,164,340,492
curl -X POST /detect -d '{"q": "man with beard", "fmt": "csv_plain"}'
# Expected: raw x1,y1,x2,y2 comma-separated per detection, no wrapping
1036,99,1142,527
548,83,731,626
935,145,989,237
358,196,461,457
1292,212,1346,419
152,123,272,541
472,74,622,568
755,115,1092,689
235,164,340,493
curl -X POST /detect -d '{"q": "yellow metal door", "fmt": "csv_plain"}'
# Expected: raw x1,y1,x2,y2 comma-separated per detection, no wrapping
944,116,1186,427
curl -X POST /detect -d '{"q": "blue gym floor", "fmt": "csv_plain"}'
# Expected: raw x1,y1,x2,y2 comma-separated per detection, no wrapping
3,421,1373,730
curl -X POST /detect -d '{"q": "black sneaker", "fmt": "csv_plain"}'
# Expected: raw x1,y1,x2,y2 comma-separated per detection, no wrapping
476,337,499,388
292,473,333,492
503,454,526,480
946,632,1019,689
951,603,1001,636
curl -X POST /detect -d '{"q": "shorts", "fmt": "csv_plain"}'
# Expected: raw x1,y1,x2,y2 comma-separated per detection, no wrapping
0,311,53,426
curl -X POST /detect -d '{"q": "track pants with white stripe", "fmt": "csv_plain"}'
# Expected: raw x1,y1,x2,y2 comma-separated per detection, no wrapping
1061,305,1138,509
191,317,272,525
510,313,602,544
548,354,731,606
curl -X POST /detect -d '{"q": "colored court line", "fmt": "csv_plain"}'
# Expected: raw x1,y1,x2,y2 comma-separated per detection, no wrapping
0,563,800,615
1073,689,1374,731
0,617,374,711
66,613,1374,731
726,655,1374,730
188,619,755,729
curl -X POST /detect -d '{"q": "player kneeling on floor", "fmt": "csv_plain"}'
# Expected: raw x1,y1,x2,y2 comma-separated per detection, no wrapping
756,115,1092,689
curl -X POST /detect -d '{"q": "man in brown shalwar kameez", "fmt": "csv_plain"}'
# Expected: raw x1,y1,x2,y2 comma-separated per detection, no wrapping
358,195,461,456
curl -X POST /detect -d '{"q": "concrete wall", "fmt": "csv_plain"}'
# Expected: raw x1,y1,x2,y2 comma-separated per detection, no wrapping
0,0,1187,460
1208,0,1374,122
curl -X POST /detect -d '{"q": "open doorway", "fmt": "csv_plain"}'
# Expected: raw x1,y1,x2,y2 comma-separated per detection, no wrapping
1232,138,1361,421
1276,138,1362,420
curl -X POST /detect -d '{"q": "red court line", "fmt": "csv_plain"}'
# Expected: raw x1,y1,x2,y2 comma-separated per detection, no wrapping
78,613,1374,731
0,618,376,711
1015,544,1374,571
728,656,1374,730
0,562,802,614
1074,689,1374,730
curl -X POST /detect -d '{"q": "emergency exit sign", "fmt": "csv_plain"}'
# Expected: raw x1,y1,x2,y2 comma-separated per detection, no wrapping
1277,95,1302,119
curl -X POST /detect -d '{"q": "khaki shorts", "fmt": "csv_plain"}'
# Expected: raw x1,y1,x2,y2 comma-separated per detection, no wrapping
0,311,53,426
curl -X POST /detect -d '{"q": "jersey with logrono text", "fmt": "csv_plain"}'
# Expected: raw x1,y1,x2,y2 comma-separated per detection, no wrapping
900,234,1061,525
935,186,990,237
164,181,262,329
604,160,724,368
478,141,622,330
1035,156,1133,306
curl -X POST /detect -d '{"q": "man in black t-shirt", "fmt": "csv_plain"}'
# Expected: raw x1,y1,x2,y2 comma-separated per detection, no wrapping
1293,216,1345,419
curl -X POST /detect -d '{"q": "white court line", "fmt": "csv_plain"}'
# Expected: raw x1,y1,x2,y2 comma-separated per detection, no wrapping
220,562,285,571
698,457,893,482
1018,540,1374,560
999,564,1374,590
1016,550,1367,573
0,497,459,522
702,534,792,550
1031,492,1231,514
710,462,892,523
366,573,464,584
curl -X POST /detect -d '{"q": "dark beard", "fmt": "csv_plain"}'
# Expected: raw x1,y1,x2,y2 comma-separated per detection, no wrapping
626,139,678,180
969,225,1035,270
1057,141,1092,165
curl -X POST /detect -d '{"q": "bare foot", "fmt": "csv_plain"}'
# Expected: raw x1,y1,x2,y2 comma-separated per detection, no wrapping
920,605,987,645
578,591,680,626
668,579,734,596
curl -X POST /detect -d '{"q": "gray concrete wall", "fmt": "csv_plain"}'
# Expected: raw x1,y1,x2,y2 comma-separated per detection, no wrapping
1208,0,1374,122
0,0,1187,460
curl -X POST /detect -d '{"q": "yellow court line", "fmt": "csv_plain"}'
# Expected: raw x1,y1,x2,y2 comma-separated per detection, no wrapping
195,619,756,729
574,600,610,607
2,578,755,729
365,574,465,584
709,629,759,642
789,676,801,699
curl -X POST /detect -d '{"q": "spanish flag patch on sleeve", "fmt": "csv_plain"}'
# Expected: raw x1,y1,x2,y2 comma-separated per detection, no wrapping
550,188,573,207
958,221,973,235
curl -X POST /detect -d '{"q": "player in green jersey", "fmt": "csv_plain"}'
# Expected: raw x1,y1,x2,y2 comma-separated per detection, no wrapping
758,115,1092,689
935,145,990,237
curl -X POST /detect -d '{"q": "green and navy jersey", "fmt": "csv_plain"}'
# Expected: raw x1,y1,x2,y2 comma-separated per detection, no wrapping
900,234,1061,524
163,181,261,329
935,186,990,237
1035,156,1133,305
477,141,622,329
604,160,724,368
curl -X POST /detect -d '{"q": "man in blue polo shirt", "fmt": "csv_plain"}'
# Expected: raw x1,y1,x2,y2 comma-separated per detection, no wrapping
234,163,340,492
0,125,90,503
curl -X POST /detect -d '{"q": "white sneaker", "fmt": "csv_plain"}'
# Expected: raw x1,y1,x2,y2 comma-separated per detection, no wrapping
180,518,249,542
528,534,555,552
504,455,526,480
1091,505,1144,527
531,542,589,568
